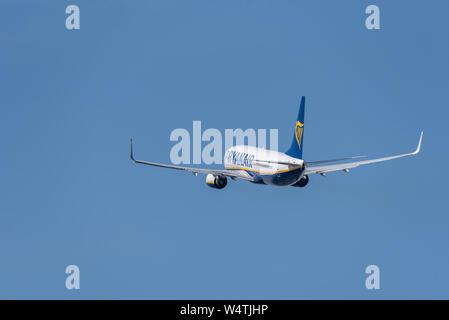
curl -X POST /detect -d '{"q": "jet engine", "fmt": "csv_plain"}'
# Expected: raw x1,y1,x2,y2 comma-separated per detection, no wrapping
291,175,309,187
206,174,228,189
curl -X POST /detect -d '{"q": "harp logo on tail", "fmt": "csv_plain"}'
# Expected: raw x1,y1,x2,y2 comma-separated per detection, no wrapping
295,121,304,150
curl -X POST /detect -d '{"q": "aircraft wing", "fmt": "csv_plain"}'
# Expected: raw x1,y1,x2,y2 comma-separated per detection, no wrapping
129,139,254,181
304,132,423,175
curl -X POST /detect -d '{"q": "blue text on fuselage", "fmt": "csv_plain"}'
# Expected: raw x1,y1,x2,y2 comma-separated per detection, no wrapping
225,150,255,168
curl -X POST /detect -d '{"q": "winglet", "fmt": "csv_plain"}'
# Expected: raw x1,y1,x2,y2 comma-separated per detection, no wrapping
130,138,136,161
413,131,423,155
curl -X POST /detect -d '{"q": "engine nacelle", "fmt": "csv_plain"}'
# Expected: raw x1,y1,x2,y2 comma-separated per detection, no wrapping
291,175,309,187
206,174,228,189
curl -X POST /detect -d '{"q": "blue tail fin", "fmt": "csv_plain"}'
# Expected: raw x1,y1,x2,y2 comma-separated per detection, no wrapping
285,96,305,159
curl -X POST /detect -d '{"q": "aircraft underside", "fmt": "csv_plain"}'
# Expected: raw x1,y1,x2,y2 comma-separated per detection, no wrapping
206,168,309,189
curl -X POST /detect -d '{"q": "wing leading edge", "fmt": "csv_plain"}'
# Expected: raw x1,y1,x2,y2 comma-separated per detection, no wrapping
304,131,423,175
129,139,254,181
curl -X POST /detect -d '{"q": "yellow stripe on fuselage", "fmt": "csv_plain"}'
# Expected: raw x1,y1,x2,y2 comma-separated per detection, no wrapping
225,166,302,175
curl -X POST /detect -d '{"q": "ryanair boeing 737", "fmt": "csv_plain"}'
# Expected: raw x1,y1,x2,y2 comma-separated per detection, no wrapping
130,97,423,189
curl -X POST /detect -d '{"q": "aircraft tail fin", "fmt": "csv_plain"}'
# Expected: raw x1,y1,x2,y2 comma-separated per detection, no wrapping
285,96,305,159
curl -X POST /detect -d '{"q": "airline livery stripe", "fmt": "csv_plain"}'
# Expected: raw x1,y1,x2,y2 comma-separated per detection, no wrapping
225,166,302,175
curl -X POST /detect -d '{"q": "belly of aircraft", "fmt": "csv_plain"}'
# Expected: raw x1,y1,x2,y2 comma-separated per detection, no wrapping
259,167,303,186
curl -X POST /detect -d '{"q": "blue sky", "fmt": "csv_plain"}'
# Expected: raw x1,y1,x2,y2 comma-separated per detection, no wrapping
0,0,448,299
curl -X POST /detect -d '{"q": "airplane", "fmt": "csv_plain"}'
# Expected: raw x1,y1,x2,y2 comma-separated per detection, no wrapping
130,96,423,189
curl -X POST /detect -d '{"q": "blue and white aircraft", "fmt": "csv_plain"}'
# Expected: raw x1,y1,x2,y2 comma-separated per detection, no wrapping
130,97,423,189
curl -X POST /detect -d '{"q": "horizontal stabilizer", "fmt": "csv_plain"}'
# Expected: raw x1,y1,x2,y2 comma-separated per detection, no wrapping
305,156,367,166
253,158,304,167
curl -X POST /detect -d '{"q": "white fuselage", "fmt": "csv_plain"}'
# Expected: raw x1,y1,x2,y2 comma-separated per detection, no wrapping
223,145,305,186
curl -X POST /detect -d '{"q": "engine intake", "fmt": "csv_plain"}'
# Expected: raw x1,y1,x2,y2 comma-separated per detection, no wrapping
206,174,228,189
291,175,309,187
